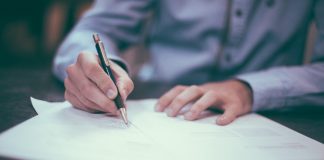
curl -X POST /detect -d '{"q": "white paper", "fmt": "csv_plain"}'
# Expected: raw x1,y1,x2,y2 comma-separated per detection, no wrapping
127,100,324,160
1,99,171,160
30,97,69,114
0,99,323,160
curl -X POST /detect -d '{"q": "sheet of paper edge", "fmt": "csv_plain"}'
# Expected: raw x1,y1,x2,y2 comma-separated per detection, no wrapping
29,97,324,147
30,97,69,115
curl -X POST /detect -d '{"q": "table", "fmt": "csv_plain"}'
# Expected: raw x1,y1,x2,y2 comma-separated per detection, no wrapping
1,65,324,147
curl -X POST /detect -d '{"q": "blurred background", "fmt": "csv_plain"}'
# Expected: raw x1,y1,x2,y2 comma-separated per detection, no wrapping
0,0,148,77
0,0,94,67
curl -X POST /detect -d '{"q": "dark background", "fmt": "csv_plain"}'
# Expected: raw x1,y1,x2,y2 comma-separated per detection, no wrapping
0,0,94,143
0,0,93,68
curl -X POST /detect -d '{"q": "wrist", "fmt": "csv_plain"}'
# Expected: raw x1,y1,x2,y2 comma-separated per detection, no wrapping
231,79,253,112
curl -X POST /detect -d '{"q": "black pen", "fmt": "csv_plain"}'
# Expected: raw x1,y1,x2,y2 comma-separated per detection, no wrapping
92,33,128,125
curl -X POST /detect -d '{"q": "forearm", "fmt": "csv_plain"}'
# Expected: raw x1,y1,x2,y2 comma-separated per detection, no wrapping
237,63,324,111
52,0,152,81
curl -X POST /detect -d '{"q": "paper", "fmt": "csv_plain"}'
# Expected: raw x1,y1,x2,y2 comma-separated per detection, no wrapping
0,99,172,160
0,99,323,160
31,97,69,114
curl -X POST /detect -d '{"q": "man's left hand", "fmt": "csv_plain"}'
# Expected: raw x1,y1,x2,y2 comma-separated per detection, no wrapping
155,80,253,125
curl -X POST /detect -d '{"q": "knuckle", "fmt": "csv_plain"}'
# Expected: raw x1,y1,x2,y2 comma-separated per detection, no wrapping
80,84,93,94
65,64,75,75
190,108,200,115
190,85,198,89
85,63,99,77
193,103,204,112
157,97,169,107
159,91,176,104
157,98,166,106
174,97,185,106
206,90,217,97
175,85,186,91
78,52,88,63
190,85,202,93
162,95,173,103
98,78,110,91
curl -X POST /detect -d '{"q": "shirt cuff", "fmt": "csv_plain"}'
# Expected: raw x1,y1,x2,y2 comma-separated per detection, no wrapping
235,71,288,111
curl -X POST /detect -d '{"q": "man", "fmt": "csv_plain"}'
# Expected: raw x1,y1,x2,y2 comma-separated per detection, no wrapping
53,0,324,125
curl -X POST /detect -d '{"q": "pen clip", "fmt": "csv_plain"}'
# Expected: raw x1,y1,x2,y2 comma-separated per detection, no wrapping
93,33,111,66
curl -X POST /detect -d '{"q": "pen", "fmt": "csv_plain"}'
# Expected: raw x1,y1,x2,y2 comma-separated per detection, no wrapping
92,33,128,125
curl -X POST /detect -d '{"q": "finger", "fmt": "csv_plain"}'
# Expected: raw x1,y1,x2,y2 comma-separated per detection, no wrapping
155,85,186,112
66,91,97,113
66,64,118,114
64,90,82,108
216,106,238,125
64,77,103,112
110,61,134,100
78,52,118,100
115,77,134,101
110,60,130,78
65,91,95,112
184,91,221,121
166,85,203,117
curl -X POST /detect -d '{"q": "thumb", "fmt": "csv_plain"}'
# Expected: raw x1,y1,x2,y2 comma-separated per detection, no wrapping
216,106,238,126
110,61,134,101
115,76,134,101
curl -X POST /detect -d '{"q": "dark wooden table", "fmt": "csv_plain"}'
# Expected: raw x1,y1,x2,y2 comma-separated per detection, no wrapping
1,65,324,147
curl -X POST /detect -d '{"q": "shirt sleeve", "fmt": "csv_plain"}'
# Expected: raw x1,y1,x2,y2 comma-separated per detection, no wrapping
52,0,153,81
236,0,324,111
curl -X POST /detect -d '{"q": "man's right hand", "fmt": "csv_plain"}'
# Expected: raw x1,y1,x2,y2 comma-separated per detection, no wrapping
64,51,134,114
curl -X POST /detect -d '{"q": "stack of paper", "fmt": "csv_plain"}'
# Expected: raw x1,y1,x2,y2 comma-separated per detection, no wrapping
0,98,323,160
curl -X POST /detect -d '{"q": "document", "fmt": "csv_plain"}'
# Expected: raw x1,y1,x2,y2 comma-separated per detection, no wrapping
0,99,170,160
0,99,323,160
30,97,69,114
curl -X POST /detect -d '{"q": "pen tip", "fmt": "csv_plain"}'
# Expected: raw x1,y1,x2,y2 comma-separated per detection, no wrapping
119,108,128,126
